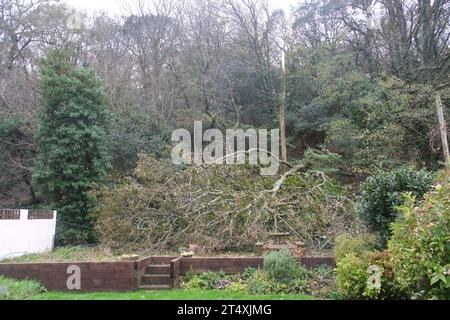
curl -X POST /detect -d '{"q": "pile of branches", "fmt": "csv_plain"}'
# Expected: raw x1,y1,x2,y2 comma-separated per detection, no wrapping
93,155,361,254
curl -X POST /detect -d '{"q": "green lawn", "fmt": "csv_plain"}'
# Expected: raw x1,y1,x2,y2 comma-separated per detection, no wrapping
33,289,315,300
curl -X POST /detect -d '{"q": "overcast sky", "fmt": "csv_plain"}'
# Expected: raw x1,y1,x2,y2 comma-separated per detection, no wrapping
64,0,301,16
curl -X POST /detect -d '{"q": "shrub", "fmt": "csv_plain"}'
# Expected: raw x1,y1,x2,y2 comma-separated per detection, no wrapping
110,109,172,174
0,276,45,300
182,271,227,290
35,49,111,245
334,233,378,262
242,267,257,281
307,265,337,298
303,148,343,176
357,166,433,245
246,270,277,295
336,253,368,299
224,282,248,293
336,251,403,300
388,174,450,300
264,250,303,283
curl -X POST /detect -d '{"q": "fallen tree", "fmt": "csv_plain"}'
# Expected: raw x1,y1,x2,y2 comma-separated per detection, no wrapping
92,154,362,254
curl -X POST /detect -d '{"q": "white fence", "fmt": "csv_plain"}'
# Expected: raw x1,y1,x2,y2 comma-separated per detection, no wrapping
0,209,57,260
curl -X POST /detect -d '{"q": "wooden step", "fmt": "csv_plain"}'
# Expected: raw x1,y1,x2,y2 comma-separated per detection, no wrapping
142,274,171,285
139,284,171,291
145,264,170,275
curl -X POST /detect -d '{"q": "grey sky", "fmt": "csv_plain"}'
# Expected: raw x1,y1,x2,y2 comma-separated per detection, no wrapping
64,0,301,16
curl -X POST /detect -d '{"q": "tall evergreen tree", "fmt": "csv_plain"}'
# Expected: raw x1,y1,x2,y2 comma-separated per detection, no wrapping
34,49,110,244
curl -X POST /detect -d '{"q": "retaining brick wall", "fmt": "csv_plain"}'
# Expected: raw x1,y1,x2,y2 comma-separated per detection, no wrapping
0,261,138,292
177,256,335,274
0,256,335,292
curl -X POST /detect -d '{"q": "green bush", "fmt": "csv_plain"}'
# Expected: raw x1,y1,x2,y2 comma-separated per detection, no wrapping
357,166,433,245
183,271,227,290
224,282,248,293
35,49,111,245
246,270,279,295
336,251,402,300
388,174,450,300
334,233,378,262
303,148,343,176
336,253,368,299
110,109,172,174
0,276,45,300
242,267,257,281
264,250,303,283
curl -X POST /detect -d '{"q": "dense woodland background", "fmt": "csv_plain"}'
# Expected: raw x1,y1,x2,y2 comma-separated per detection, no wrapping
0,0,449,249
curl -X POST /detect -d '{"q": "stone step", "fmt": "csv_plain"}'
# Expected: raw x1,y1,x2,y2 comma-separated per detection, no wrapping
142,274,171,285
145,264,171,275
139,284,171,291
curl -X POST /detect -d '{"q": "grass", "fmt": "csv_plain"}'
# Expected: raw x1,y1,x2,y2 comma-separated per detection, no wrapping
0,276,45,300
34,289,315,300
1,246,260,264
0,275,313,300
0,246,119,263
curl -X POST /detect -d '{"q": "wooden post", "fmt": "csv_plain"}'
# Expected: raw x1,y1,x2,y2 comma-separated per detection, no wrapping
279,45,287,162
436,95,449,170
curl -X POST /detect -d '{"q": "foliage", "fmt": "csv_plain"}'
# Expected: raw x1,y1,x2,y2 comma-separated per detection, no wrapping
110,108,172,174
307,265,337,298
183,262,316,296
246,269,310,295
241,267,257,281
0,276,46,300
182,271,231,290
264,250,304,283
224,282,248,293
93,155,358,252
302,148,343,177
333,233,378,262
0,115,36,207
388,173,450,300
246,270,279,295
357,166,434,245
336,251,403,300
0,246,118,263
34,49,111,245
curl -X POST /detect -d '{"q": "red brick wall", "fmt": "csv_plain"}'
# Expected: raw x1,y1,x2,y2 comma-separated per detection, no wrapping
0,261,138,292
178,256,335,274
0,256,335,292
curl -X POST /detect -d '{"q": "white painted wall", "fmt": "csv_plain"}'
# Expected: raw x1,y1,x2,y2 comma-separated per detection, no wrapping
0,210,57,260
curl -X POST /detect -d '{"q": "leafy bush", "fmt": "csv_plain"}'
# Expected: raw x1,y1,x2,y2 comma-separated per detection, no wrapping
181,261,340,297
336,253,368,299
336,251,402,300
242,267,257,281
246,270,277,295
308,265,337,298
110,109,172,174
183,271,227,290
224,282,248,293
264,250,303,283
35,49,111,245
388,174,450,300
0,276,45,300
334,233,378,262
357,166,434,245
303,148,343,176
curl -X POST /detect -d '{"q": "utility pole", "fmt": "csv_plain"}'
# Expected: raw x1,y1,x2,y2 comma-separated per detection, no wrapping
436,94,449,170
279,44,287,162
